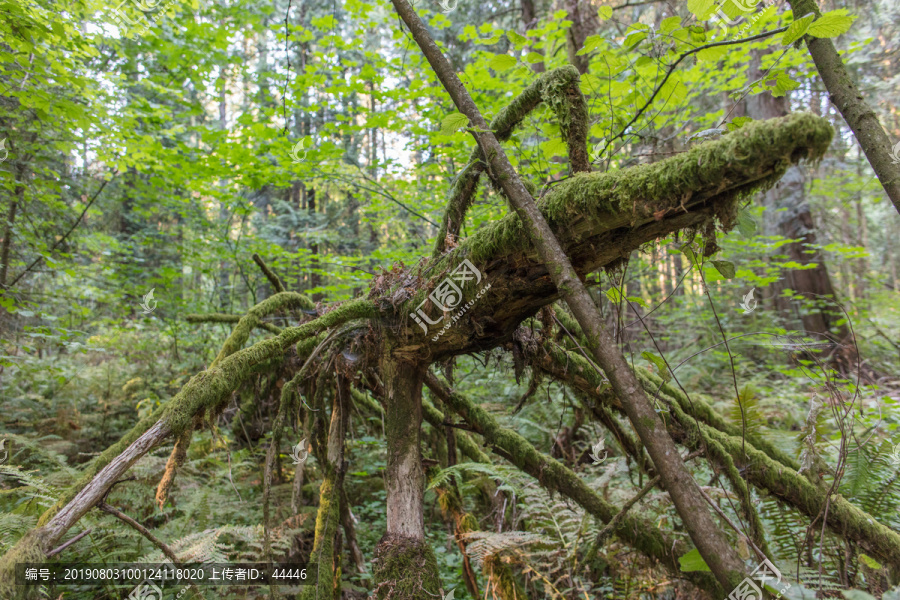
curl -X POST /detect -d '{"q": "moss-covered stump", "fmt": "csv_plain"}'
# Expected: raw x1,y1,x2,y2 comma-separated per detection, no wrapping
371,534,441,600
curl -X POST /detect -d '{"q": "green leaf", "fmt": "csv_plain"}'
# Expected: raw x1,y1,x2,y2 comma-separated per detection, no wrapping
578,35,605,55
626,295,647,308
440,112,469,134
488,54,518,71
710,260,736,279
696,44,728,62
524,52,544,64
687,0,714,20
604,286,624,304
806,9,855,38
641,351,670,381
598,5,613,19
772,71,800,97
679,548,711,572
660,16,682,34
736,207,757,237
542,137,568,158
506,30,528,46
858,554,882,570
782,13,815,45
726,116,753,132
623,30,647,48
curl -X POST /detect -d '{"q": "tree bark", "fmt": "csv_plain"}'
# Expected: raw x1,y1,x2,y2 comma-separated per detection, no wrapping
300,376,349,600
786,0,900,214
372,347,441,599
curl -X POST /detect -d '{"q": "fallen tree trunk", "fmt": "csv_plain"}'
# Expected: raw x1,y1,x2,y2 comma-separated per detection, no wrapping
539,339,900,571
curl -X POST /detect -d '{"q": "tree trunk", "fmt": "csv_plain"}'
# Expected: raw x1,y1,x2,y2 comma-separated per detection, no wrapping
300,376,349,600
786,0,900,214
372,348,441,599
745,51,854,369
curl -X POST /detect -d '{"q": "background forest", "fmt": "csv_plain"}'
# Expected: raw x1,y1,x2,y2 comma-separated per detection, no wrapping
1,0,899,598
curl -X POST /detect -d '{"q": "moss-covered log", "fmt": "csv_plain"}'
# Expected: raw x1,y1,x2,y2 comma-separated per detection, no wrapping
0,299,376,599
542,341,900,570
388,112,834,361
423,371,722,596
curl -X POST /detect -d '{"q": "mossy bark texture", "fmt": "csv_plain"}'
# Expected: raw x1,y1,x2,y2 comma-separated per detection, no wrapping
373,348,442,597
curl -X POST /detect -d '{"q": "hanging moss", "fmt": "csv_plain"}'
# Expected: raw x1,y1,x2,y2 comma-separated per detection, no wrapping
371,534,442,600
432,66,586,256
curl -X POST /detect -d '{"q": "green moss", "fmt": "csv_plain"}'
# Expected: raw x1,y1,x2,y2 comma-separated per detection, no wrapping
210,291,315,368
372,534,441,600
299,471,341,600
460,112,833,267
0,530,51,600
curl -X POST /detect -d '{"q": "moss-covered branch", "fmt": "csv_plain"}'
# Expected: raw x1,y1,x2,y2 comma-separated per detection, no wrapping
432,66,588,256
0,299,377,598
185,312,282,335
208,291,316,368
543,341,900,570
423,371,722,596
252,253,287,293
